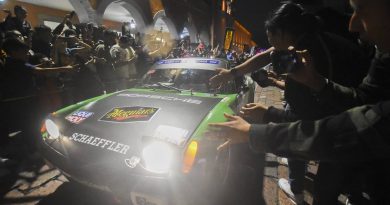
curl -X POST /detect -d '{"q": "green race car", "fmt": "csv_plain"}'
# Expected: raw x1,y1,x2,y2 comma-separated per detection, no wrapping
39,58,264,205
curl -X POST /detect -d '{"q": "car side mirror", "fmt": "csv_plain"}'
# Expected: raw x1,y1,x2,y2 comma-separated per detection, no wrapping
234,76,244,92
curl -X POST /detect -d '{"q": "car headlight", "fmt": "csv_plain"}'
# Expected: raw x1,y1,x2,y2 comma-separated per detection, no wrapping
45,119,60,139
142,141,173,173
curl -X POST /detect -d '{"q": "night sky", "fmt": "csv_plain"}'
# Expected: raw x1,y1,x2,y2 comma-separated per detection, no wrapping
233,0,283,47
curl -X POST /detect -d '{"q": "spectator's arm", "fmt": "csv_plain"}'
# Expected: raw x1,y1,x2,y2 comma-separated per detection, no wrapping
3,9,12,22
290,50,390,113
232,47,274,76
52,22,65,36
268,77,285,90
263,106,300,123
74,38,92,51
249,101,390,162
315,75,390,114
32,65,75,74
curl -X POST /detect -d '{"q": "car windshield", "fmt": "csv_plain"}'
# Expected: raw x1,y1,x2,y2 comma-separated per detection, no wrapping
141,68,217,93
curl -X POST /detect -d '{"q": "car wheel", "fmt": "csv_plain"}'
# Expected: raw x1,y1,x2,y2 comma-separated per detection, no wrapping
205,144,266,205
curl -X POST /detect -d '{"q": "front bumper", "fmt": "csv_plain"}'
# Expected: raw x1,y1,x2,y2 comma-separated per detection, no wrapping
38,139,204,205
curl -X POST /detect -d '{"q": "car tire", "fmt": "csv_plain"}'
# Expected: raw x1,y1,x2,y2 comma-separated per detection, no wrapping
204,144,266,205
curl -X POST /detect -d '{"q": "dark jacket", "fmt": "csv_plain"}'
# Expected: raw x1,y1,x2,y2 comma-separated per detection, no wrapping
263,32,372,123
249,51,390,204
316,51,390,113
252,49,390,157
0,57,36,100
4,16,31,37
250,101,390,161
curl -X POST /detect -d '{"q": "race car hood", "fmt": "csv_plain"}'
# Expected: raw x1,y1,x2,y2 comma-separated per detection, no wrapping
48,90,224,176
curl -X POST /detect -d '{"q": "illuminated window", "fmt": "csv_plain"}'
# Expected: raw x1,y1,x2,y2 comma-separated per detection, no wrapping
44,21,63,30
222,0,226,12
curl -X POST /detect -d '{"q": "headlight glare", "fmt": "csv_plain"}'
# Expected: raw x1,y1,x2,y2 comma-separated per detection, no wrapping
142,141,173,173
45,119,60,139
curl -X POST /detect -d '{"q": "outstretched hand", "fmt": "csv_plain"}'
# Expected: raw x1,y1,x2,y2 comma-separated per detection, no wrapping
207,113,251,151
240,103,268,123
209,68,234,88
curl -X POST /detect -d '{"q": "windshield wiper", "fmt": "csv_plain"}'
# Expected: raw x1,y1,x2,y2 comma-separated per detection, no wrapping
138,83,182,92
156,82,182,92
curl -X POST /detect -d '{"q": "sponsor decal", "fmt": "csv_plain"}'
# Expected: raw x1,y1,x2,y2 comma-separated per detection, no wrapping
196,59,220,64
117,93,202,105
65,110,94,124
153,125,189,146
100,106,159,123
69,133,130,155
157,59,182,64
125,156,141,168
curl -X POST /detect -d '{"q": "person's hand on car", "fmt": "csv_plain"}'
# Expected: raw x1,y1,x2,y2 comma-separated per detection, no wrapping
207,113,251,151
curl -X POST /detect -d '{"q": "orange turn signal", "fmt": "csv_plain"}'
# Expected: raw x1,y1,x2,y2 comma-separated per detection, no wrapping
40,123,46,133
182,141,198,174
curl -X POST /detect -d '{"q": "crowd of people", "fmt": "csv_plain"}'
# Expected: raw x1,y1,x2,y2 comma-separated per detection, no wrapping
1,0,389,204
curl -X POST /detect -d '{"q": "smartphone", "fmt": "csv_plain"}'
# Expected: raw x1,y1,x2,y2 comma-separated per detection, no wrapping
270,50,300,75
251,68,270,87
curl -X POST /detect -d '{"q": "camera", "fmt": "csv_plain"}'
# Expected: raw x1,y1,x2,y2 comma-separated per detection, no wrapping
270,50,300,75
251,68,270,87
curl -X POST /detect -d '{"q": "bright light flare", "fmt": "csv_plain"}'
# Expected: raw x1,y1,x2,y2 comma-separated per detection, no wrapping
142,141,173,173
45,119,60,139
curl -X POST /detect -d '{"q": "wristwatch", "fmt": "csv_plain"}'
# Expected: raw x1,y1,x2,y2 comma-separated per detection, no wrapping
230,68,239,77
